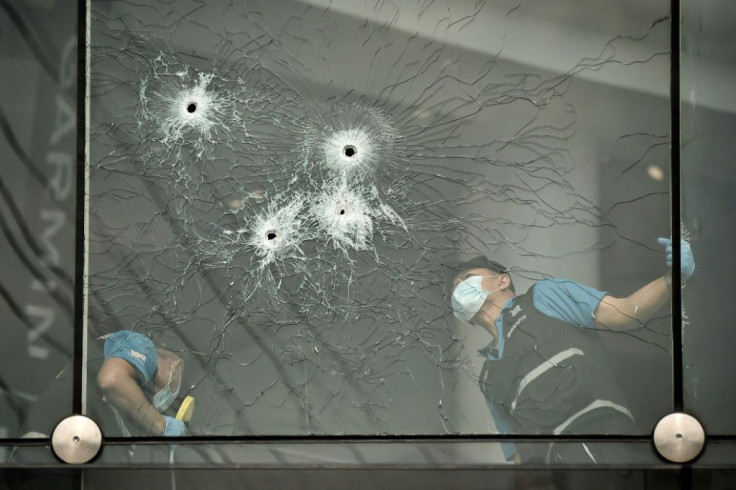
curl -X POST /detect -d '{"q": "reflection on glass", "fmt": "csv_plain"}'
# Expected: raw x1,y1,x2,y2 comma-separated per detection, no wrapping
88,0,672,439
681,0,736,434
0,1,76,439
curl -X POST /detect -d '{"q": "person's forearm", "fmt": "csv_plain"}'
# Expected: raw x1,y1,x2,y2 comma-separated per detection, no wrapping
103,383,166,434
621,275,671,326
595,275,671,331
98,358,166,435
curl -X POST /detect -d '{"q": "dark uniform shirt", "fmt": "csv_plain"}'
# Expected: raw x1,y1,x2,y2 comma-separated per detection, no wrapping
478,279,637,461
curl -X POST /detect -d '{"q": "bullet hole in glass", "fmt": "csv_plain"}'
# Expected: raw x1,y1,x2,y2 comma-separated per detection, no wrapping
187,103,197,113
343,145,357,158
266,230,277,240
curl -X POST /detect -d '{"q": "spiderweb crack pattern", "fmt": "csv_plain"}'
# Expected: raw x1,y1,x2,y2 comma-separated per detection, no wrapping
88,0,672,436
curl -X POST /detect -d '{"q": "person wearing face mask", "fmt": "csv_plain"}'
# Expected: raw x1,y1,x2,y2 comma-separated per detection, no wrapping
96,330,194,436
447,238,694,463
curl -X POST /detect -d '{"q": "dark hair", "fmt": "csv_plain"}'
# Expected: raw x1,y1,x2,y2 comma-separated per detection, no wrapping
444,256,515,301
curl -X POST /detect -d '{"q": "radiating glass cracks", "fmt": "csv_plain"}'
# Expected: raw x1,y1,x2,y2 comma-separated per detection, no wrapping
88,0,671,436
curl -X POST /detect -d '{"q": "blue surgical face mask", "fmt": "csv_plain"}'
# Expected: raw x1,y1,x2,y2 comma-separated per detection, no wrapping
153,385,178,412
152,359,182,412
451,276,500,322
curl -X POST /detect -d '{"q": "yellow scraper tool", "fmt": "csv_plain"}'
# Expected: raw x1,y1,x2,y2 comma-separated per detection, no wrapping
175,396,195,422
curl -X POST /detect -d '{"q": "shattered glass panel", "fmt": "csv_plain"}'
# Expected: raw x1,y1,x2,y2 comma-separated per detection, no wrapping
88,0,673,439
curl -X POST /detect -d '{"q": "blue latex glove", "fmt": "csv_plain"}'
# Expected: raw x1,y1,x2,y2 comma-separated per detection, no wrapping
657,237,695,280
162,416,186,436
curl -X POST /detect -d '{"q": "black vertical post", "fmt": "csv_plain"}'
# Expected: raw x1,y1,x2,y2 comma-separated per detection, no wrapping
670,0,683,413
73,0,86,416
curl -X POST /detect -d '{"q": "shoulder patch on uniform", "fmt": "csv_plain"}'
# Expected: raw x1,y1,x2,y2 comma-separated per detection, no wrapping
128,349,147,363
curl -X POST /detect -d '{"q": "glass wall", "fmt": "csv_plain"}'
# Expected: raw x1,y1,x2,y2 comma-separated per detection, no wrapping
681,0,736,434
0,0,77,443
85,0,673,445
5,0,736,487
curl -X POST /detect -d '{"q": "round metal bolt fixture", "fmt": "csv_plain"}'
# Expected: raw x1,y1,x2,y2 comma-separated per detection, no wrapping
653,412,705,463
51,415,102,464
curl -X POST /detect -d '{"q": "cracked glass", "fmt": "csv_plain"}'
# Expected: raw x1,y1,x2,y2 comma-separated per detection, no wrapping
81,0,673,452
